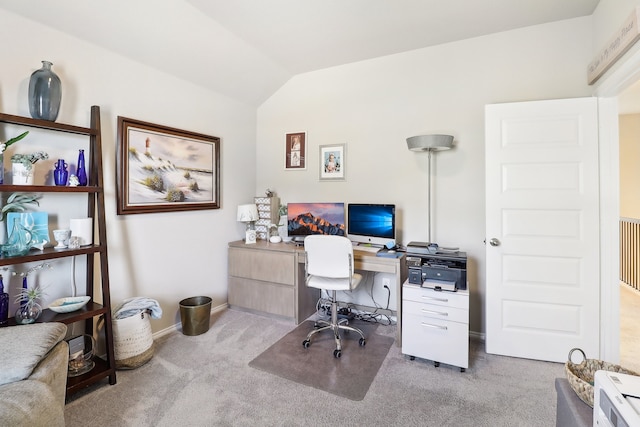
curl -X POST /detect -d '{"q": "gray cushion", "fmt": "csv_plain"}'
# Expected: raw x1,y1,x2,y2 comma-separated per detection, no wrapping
0,323,67,386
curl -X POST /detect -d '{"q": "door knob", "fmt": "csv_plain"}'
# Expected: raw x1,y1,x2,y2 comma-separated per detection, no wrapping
489,238,500,247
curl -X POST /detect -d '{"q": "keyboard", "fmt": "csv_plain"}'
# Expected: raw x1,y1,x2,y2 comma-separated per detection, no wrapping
353,245,381,254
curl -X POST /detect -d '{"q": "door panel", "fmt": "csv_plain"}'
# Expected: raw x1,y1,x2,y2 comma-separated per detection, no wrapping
485,98,600,362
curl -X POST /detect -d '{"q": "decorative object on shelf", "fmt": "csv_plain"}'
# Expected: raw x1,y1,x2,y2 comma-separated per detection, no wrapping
254,195,280,240
49,295,90,313
116,116,221,215
28,60,62,122
67,334,95,377
14,277,45,325
11,151,49,185
7,212,49,250
68,174,79,187
1,217,33,257
53,159,69,186
52,228,71,249
0,275,7,325
69,218,92,246
278,204,288,239
0,131,29,185
237,204,259,244
76,149,88,186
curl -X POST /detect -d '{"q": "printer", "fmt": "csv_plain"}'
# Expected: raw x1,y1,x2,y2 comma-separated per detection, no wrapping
594,370,640,426
405,242,467,291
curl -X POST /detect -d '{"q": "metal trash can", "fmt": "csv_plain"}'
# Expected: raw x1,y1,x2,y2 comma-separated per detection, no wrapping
179,296,212,336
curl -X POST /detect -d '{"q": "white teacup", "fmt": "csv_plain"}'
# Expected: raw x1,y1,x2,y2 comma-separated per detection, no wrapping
53,229,72,249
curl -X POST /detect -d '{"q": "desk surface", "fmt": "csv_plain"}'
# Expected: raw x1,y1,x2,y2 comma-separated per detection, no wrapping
229,240,405,269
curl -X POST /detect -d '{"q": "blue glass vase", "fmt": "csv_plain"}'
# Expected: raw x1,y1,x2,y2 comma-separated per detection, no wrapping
77,150,87,186
28,61,62,121
53,159,68,186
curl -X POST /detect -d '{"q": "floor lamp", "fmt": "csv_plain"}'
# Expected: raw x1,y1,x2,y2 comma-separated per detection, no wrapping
406,134,454,243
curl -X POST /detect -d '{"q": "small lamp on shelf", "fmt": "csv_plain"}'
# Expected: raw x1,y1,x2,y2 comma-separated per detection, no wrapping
237,204,259,244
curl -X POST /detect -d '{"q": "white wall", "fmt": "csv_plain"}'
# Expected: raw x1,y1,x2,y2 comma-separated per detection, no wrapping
0,10,256,333
257,17,594,334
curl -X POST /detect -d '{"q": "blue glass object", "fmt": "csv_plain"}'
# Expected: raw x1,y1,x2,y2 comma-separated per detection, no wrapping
0,275,7,325
77,150,87,186
1,218,33,257
28,61,62,121
54,159,68,186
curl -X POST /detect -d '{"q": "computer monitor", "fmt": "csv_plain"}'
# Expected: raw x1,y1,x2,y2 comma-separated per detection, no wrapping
347,204,396,247
287,202,345,238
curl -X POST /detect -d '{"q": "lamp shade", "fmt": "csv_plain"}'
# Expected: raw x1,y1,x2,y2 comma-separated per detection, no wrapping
406,134,454,152
237,204,259,222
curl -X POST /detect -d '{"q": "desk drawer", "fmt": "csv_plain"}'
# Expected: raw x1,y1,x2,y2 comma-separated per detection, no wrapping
401,310,469,369
229,247,295,285
228,277,295,318
403,299,468,324
403,285,468,309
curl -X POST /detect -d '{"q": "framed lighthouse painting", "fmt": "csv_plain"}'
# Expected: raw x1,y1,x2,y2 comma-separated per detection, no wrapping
116,116,220,215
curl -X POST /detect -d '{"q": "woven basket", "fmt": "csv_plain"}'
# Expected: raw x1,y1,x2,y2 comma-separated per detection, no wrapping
564,348,639,407
113,310,154,369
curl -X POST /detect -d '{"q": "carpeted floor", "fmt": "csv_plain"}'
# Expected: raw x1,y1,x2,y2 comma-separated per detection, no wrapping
65,308,564,426
249,319,393,401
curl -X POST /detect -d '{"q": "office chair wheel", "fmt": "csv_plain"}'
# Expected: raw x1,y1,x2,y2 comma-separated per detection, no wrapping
302,339,311,348
460,368,466,373
359,338,366,347
333,349,341,358
434,361,440,368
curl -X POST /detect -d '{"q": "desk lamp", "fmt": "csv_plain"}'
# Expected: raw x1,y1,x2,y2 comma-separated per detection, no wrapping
237,204,259,244
406,134,454,243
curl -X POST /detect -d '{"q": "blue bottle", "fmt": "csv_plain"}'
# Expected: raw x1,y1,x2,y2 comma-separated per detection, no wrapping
53,159,68,186
0,275,7,325
28,60,62,121
77,149,88,186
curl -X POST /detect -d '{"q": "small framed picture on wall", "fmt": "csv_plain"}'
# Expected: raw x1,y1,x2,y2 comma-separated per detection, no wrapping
285,131,306,170
319,144,345,181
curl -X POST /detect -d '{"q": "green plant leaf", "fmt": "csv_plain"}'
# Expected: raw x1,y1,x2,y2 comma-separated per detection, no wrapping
4,131,29,148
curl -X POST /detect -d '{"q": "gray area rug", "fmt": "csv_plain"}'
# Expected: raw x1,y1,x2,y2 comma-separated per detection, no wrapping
249,319,393,401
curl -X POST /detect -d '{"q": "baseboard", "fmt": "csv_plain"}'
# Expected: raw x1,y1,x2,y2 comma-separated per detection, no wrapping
152,302,228,340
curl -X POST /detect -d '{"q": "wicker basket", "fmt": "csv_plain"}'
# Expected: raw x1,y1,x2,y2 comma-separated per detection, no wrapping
564,348,639,407
113,310,154,369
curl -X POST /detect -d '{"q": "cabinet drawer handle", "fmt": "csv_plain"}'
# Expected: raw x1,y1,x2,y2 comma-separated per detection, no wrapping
421,295,448,303
420,322,448,330
420,308,448,317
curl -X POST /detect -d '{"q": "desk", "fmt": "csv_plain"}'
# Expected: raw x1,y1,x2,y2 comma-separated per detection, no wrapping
228,240,407,343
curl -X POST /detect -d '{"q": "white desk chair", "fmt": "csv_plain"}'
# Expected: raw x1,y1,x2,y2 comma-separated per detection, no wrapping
302,235,366,358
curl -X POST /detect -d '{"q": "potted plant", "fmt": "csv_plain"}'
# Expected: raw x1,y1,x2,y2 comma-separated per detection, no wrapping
14,278,45,324
11,151,49,185
0,131,29,184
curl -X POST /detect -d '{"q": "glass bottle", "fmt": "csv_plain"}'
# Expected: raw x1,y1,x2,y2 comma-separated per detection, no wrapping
0,275,7,325
53,159,69,186
28,60,62,121
77,149,88,186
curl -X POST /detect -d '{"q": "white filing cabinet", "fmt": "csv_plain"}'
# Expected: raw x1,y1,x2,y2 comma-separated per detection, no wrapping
402,281,469,371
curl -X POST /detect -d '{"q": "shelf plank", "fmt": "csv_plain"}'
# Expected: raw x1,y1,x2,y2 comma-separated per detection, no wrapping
0,184,101,193
0,244,106,266
65,356,116,396
0,112,94,136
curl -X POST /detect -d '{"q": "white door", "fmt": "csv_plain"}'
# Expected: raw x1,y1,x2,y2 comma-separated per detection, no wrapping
485,98,600,363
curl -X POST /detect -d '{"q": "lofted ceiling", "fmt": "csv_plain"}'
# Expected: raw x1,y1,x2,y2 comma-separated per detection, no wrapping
0,0,600,107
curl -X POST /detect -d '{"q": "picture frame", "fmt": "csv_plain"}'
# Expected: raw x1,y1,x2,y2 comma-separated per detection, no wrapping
116,116,220,215
319,144,346,181
285,131,306,170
